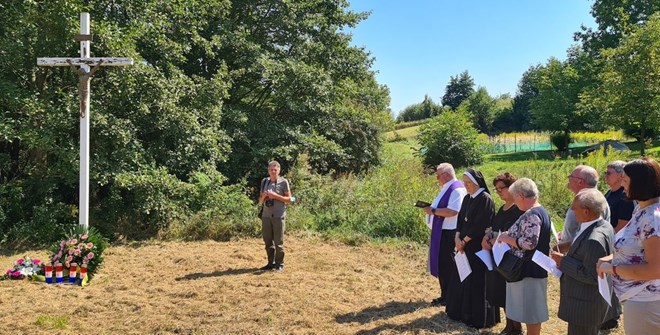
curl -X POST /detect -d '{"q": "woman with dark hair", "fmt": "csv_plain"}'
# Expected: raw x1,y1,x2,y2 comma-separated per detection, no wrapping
446,168,498,328
482,173,525,335
598,157,660,335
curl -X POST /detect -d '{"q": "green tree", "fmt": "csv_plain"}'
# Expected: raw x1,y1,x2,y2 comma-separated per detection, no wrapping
441,70,475,110
209,0,391,179
580,13,660,155
418,110,485,168
0,0,390,242
490,94,516,134
457,87,496,134
575,0,659,55
396,95,443,122
530,58,586,151
509,65,542,132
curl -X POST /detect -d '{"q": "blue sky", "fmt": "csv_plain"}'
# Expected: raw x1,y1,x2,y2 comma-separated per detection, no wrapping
347,0,597,115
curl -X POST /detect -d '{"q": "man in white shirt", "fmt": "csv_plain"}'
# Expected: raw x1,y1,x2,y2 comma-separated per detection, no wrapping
422,163,467,306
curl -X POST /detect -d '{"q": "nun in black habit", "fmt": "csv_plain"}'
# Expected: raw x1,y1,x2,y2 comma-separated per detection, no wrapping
445,168,499,329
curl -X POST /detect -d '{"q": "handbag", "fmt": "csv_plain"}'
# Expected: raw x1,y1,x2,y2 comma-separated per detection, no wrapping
495,250,532,282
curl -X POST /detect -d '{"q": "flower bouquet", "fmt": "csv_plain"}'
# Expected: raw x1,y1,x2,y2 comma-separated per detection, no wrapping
49,226,107,282
3,256,44,280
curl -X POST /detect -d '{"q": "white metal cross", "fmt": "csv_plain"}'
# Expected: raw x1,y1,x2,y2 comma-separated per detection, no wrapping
37,13,133,231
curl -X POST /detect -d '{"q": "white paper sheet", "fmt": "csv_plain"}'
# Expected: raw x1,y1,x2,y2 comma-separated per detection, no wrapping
532,250,563,278
492,241,510,266
598,274,612,306
454,252,472,282
476,249,494,271
550,221,560,244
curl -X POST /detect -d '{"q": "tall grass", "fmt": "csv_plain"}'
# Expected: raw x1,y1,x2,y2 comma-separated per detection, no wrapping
286,152,437,244
475,148,629,226
284,145,635,244
163,130,653,245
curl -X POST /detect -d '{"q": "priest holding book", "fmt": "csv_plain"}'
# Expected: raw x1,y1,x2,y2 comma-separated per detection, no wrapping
420,163,466,307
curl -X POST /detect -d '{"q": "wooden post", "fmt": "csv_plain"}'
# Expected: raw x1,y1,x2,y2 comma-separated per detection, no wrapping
37,13,133,231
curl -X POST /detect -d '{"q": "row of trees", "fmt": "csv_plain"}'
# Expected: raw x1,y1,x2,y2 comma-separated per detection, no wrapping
0,0,392,243
406,0,659,156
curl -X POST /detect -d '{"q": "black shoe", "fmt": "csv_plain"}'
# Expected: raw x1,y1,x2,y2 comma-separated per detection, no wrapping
431,297,446,306
600,318,618,330
274,264,284,272
259,264,274,271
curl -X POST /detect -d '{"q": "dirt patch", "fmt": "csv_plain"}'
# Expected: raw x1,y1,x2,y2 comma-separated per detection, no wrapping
0,236,624,334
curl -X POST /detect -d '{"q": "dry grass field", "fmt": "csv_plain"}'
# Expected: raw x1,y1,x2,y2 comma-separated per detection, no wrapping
1,235,625,335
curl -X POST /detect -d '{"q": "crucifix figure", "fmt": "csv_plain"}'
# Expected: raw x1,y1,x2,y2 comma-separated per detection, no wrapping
37,12,133,230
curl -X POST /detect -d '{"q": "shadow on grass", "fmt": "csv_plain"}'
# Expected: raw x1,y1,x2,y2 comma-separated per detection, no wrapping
175,267,268,281
336,300,430,325
353,312,498,335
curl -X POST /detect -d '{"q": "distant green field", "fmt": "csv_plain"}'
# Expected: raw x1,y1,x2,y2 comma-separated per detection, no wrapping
384,125,420,141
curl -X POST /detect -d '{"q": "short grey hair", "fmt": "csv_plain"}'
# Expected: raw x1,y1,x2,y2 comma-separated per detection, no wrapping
509,178,539,200
437,163,456,179
575,165,599,187
574,188,608,217
268,160,281,168
607,160,626,174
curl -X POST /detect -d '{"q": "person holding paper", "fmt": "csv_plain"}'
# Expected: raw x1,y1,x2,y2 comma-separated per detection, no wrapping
497,178,551,335
558,165,610,250
561,165,620,329
551,189,615,335
597,158,660,335
421,163,466,307
446,168,497,329
482,172,525,335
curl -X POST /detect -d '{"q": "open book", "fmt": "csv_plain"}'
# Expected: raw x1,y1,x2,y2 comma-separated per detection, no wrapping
414,200,432,208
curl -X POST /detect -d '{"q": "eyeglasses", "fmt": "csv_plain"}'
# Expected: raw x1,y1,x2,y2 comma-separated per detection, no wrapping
604,170,618,176
568,174,585,181
495,186,508,192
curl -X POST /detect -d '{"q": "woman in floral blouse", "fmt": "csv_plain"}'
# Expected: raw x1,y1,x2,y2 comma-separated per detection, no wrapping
598,157,660,335
498,178,551,335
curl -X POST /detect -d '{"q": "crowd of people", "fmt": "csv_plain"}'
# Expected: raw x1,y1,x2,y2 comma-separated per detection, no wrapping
421,158,659,335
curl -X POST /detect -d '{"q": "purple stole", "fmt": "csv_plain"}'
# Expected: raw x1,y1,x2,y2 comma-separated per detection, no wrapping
429,180,464,278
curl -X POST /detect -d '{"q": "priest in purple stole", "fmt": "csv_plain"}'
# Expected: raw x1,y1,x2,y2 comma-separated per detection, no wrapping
422,163,467,306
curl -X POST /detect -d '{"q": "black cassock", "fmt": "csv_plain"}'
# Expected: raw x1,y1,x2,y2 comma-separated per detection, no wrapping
446,191,499,329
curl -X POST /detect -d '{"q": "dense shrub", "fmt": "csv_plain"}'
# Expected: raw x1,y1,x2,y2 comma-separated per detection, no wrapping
550,132,573,151
285,152,436,244
97,167,254,241
417,110,486,168
396,97,444,122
